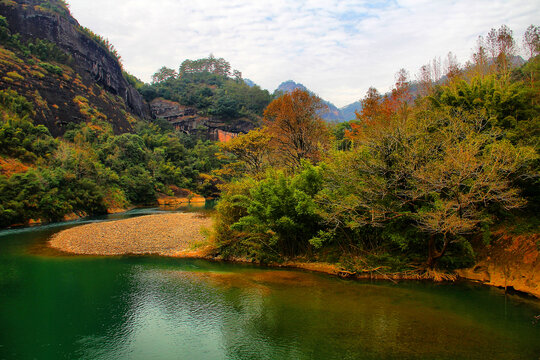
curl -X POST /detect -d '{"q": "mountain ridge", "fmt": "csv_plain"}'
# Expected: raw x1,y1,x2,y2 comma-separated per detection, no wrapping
275,80,360,122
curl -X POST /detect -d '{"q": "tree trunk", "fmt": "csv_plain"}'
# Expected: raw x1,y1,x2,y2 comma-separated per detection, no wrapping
426,234,449,269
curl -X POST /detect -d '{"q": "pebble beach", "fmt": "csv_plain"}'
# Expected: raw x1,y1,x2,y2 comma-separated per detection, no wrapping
48,213,213,257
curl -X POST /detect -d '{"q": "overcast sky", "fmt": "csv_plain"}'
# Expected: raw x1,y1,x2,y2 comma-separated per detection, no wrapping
67,0,538,107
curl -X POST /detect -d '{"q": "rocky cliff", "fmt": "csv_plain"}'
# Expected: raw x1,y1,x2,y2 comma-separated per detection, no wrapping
457,230,540,298
150,98,253,141
0,0,149,135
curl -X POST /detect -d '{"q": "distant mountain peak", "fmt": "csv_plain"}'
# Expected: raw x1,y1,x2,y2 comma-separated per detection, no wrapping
275,80,359,122
243,78,256,87
276,80,309,94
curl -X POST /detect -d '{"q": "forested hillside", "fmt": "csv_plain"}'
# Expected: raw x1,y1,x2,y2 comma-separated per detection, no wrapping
0,1,229,226
1,0,538,285
140,55,273,128
212,24,540,276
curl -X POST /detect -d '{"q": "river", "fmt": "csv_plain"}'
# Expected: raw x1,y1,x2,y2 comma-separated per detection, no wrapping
0,209,539,360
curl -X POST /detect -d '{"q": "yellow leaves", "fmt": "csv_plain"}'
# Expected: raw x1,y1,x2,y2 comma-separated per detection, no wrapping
30,69,45,79
73,95,107,123
33,90,48,110
5,71,23,81
0,0,16,6
220,127,272,176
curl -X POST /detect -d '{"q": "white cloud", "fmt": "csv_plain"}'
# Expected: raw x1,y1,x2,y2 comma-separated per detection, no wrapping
66,0,539,107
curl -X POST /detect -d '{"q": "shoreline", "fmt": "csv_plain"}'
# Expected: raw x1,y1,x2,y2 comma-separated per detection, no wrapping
47,212,540,299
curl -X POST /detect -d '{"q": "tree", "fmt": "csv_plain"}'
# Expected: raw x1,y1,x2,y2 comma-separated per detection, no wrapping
417,63,434,96
485,25,517,76
444,52,461,80
347,70,411,144
263,89,330,169
179,54,232,77
220,128,272,176
320,108,535,268
356,87,382,123
523,25,539,59
430,75,528,130
151,66,177,84
471,36,490,77
228,164,324,259
407,113,533,267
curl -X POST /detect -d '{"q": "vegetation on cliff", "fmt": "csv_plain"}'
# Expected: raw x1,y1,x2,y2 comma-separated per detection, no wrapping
212,25,540,274
141,55,273,124
0,14,228,226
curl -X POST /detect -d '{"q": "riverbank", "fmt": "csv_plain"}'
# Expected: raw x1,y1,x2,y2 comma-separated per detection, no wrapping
456,230,540,298
48,212,540,299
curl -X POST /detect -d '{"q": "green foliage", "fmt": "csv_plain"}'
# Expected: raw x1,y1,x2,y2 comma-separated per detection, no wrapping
0,16,71,65
120,166,156,204
28,38,71,64
212,44,539,272
0,114,56,161
32,0,71,18
0,88,228,227
0,167,107,226
144,57,273,122
179,55,235,78
123,71,144,90
214,164,324,260
430,75,530,131
332,120,358,150
0,16,10,43
0,89,34,117
39,62,63,75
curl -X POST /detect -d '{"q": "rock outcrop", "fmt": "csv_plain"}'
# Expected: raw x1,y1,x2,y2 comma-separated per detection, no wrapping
150,98,252,141
457,231,540,298
0,0,149,135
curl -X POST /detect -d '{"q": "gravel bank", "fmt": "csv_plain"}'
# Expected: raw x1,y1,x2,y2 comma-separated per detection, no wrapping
49,213,213,256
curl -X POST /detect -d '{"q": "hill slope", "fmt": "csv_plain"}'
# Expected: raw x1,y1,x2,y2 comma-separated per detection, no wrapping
0,0,148,136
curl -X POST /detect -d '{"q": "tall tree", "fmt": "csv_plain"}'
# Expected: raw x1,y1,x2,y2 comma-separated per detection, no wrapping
179,54,233,78
321,108,534,268
263,89,330,169
220,128,272,176
523,25,540,59
151,66,177,84
348,70,411,144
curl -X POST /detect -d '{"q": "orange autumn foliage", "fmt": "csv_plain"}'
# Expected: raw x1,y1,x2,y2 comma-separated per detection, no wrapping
263,88,330,168
347,69,412,143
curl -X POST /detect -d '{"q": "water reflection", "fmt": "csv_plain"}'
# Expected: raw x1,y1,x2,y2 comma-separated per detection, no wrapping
1,219,539,360
72,265,540,360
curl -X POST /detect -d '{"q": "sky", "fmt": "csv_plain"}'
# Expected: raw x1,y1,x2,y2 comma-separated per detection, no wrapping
66,0,538,107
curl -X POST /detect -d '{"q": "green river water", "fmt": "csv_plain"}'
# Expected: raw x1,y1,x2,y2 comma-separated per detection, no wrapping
0,209,539,360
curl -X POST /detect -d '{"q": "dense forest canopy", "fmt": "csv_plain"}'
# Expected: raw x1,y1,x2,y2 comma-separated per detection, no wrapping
0,5,539,278
140,55,273,124
213,24,540,272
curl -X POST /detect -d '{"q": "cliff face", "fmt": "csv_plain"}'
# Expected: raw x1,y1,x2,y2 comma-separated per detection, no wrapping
457,231,540,298
150,98,252,141
0,0,149,135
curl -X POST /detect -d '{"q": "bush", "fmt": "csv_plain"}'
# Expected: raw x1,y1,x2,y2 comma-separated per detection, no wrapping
39,62,63,75
214,163,324,260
